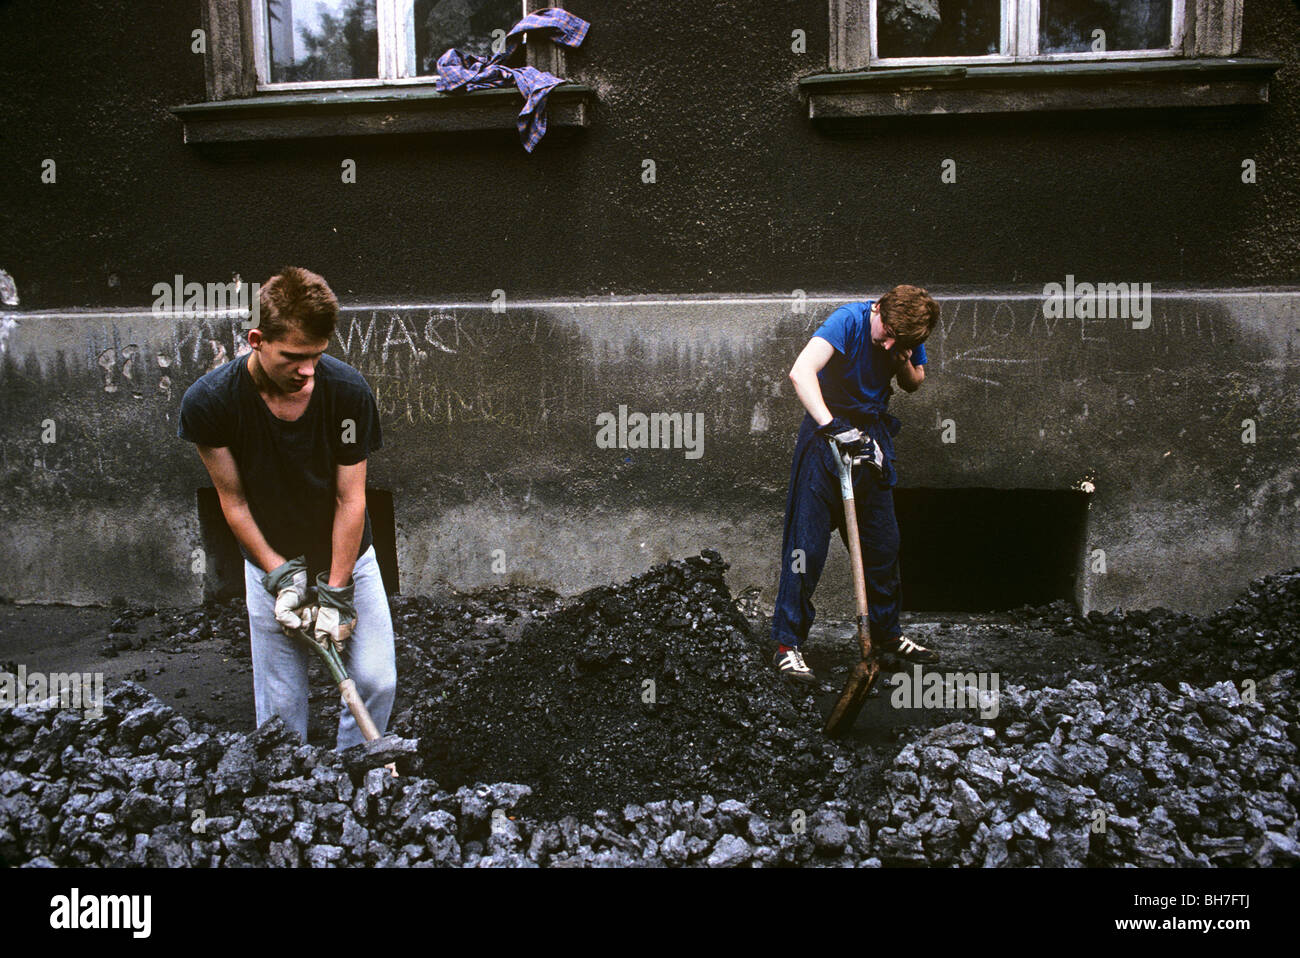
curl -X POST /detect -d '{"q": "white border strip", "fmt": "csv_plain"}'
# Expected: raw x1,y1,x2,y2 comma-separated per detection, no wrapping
4,288,1300,320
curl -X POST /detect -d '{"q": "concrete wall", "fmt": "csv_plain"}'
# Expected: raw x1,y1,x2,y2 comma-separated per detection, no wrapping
1,291,1296,613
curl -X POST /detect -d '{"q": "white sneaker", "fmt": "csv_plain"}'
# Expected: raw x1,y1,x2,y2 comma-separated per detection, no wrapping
773,647,817,684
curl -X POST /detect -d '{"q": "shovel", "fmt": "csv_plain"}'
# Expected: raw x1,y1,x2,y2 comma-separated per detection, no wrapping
823,436,882,737
288,606,395,774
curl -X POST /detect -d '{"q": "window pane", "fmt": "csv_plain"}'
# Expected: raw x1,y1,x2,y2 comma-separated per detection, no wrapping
266,0,379,82
414,0,523,76
877,0,1001,58
1040,0,1173,53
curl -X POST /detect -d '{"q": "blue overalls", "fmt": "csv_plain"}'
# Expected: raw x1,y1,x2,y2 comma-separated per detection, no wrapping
770,301,926,649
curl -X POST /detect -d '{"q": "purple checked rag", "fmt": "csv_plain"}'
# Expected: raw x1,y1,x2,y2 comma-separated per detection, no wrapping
433,7,590,153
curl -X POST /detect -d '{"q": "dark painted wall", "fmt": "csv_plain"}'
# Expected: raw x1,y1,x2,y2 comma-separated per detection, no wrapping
2,1,1299,307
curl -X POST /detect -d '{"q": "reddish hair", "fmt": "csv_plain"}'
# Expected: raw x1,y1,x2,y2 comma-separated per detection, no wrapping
878,285,939,349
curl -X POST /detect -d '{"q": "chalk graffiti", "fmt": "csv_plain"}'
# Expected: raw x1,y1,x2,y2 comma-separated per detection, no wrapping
0,317,16,355
157,354,172,401
928,298,1236,388
940,298,1227,346
60,298,1253,414
337,311,466,365
96,348,117,393
369,371,562,430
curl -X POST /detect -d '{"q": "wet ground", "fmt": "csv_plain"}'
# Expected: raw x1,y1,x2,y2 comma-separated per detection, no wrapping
0,599,1100,752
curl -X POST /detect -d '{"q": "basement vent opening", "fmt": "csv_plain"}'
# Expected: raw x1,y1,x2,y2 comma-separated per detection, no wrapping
894,488,1090,613
196,487,400,601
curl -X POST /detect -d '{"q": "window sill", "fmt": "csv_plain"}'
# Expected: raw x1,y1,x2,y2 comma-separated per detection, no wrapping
170,83,595,154
799,58,1281,125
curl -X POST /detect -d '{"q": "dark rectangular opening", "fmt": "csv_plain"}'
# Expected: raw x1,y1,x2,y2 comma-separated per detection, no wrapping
893,488,1090,612
196,487,400,601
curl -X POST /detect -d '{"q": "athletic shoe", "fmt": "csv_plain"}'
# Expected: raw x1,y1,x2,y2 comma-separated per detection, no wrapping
773,646,817,684
877,634,940,665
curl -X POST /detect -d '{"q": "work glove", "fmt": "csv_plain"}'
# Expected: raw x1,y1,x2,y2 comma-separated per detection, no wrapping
314,572,357,654
262,556,312,634
818,417,884,476
817,417,866,456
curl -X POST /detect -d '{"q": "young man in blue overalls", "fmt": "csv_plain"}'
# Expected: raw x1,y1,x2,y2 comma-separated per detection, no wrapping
772,286,940,683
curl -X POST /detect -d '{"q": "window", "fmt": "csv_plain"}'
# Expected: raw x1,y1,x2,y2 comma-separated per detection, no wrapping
181,0,594,149
870,0,1186,65
812,0,1273,122
252,0,525,90
829,0,1250,72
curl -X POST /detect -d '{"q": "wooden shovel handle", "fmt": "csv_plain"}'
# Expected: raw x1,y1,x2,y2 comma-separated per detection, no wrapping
338,677,381,741
840,491,873,661
830,439,872,661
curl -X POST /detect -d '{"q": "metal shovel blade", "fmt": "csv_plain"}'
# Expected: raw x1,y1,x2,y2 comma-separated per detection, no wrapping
824,655,880,737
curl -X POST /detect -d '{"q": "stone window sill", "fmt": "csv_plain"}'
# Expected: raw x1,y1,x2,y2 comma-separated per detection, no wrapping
170,83,595,155
798,58,1281,125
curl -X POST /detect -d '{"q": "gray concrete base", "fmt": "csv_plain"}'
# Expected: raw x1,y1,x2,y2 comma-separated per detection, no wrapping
1,290,1296,613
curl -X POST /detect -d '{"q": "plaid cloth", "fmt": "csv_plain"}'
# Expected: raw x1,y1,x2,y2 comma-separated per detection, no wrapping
433,7,590,153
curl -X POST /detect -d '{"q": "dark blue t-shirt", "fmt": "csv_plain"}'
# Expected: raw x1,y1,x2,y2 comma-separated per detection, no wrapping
177,352,383,580
813,300,927,423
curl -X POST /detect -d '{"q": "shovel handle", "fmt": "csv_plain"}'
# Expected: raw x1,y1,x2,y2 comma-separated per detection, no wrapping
828,438,873,660
338,677,382,742
290,626,383,744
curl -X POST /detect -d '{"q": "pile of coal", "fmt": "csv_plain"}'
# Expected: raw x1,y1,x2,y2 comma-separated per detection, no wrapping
1010,567,1300,686
0,680,851,868
4,667,1294,868
387,587,563,705
108,585,562,665
862,667,1300,867
410,551,847,820
5,555,1296,868
102,599,249,658
0,681,545,868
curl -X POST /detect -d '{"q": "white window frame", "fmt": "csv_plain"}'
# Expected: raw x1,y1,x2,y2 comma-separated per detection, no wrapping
867,0,1186,67
250,0,525,91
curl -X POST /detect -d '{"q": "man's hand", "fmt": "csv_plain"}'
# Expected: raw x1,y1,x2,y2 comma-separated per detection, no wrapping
817,417,883,475
816,417,865,456
262,556,312,633
892,345,926,392
314,573,357,653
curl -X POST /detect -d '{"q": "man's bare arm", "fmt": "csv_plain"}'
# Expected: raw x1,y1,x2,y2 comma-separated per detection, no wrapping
788,337,837,425
195,444,286,574
894,351,925,393
328,459,367,588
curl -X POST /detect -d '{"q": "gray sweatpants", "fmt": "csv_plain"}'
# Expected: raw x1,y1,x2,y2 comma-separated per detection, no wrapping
242,545,397,750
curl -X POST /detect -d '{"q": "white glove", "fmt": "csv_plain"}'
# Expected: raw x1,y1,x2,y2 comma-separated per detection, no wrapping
262,557,311,633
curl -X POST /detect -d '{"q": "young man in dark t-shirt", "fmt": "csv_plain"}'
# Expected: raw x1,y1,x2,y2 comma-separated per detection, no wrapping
772,285,941,684
177,267,395,749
